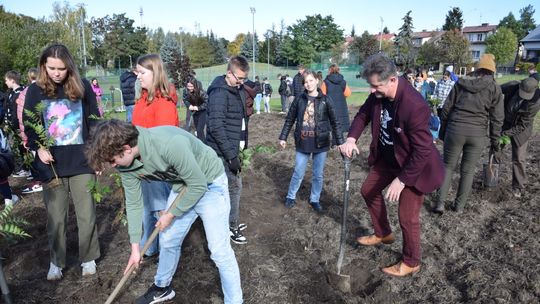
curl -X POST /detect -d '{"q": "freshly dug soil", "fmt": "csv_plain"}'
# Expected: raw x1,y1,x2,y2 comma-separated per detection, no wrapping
3,107,540,303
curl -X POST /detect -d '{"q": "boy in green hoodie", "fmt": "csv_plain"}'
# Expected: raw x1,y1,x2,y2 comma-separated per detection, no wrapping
85,119,243,304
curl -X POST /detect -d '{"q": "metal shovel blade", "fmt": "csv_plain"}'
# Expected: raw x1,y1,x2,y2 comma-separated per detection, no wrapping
327,271,351,293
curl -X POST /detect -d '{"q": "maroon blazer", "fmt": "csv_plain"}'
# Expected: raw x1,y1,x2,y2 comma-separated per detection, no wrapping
348,77,444,193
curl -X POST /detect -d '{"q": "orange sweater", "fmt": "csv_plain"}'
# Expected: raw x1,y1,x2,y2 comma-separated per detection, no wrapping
132,88,179,128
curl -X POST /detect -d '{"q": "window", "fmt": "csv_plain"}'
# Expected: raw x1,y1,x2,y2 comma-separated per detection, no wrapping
472,51,480,59
477,34,483,41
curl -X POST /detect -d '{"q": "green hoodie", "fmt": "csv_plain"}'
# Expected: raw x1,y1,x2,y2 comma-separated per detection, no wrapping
118,126,224,243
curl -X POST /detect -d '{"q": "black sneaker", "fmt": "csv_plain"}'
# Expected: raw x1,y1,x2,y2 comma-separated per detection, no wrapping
310,202,323,213
229,227,247,244
135,284,175,304
284,198,296,208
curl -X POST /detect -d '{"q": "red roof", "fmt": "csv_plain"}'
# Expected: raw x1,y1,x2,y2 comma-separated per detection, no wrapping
373,33,396,41
463,24,497,33
412,31,439,38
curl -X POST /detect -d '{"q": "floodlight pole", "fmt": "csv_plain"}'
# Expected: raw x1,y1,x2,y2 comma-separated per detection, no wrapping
250,7,256,77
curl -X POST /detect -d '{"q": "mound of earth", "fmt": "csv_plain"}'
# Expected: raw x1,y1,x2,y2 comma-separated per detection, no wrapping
3,107,540,303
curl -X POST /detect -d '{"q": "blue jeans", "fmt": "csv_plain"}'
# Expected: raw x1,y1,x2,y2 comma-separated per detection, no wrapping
153,173,243,304
140,180,172,256
125,105,135,122
286,151,328,203
254,94,262,113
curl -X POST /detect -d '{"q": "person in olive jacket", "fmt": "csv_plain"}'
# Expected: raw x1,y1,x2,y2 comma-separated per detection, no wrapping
435,53,504,213
279,70,344,213
499,77,540,198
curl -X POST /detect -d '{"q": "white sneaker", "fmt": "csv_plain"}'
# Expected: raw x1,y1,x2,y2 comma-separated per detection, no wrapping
81,260,96,276
4,195,19,207
12,170,31,178
47,262,63,280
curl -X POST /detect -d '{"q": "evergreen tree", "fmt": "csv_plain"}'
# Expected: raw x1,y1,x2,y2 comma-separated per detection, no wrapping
443,7,464,31
241,32,258,61
383,27,390,34
160,33,183,88
395,11,415,68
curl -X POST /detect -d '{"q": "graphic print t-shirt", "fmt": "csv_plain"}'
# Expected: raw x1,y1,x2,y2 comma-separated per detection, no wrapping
42,99,84,146
298,96,324,153
378,99,399,167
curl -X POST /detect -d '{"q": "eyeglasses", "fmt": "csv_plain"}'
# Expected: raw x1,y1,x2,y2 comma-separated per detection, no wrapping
230,70,247,82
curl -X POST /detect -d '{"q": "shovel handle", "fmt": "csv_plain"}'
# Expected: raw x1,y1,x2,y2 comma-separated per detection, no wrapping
105,187,187,304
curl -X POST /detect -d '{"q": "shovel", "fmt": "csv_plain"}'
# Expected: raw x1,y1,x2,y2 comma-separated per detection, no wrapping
328,153,354,293
105,187,187,304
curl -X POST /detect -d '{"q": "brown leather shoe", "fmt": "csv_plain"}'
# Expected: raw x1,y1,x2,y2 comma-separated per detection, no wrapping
356,233,395,246
381,262,420,277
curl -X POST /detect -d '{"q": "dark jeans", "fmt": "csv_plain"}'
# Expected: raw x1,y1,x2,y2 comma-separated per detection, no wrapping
280,94,288,112
438,132,486,209
193,111,207,141
511,138,528,189
184,109,192,131
360,158,424,267
221,158,242,229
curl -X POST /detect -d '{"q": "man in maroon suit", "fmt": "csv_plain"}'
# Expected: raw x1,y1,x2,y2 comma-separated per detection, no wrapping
340,53,444,277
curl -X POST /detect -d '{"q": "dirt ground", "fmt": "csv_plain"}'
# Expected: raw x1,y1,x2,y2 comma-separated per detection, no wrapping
3,107,540,303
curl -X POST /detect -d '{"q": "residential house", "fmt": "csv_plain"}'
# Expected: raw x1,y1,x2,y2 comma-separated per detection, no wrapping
412,30,442,46
463,23,497,62
521,24,540,63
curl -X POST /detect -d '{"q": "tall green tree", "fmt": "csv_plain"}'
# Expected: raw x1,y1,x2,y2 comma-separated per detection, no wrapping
287,14,344,64
442,7,464,31
485,27,518,66
349,30,378,64
395,11,415,68
186,36,213,68
227,33,245,57
160,33,185,88
498,13,520,36
417,40,443,68
240,32,258,61
519,5,537,37
146,28,165,54
0,7,53,84
439,29,471,69
90,13,147,68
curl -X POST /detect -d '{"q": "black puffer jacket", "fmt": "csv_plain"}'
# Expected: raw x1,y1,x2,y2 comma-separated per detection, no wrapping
206,75,248,160
324,73,349,132
120,71,137,106
292,72,304,97
279,89,344,150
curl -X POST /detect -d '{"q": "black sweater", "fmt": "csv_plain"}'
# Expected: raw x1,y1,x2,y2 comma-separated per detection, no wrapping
23,79,99,182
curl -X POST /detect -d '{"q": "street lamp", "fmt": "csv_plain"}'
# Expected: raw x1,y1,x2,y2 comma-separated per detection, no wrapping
267,31,270,78
379,17,383,52
250,7,256,77
77,3,87,76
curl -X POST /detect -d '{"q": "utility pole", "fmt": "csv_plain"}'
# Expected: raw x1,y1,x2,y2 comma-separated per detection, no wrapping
379,17,384,52
139,7,144,27
250,7,256,77
78,3,87,76
267,32,270,78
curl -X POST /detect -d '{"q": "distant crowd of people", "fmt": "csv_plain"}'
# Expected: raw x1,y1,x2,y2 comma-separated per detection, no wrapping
1,41,539,303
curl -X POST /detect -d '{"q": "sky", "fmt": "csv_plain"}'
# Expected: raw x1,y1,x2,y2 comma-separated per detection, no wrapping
2,0,539,40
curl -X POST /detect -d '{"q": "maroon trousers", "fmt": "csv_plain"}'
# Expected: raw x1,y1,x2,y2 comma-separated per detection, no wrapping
360,158,424,267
